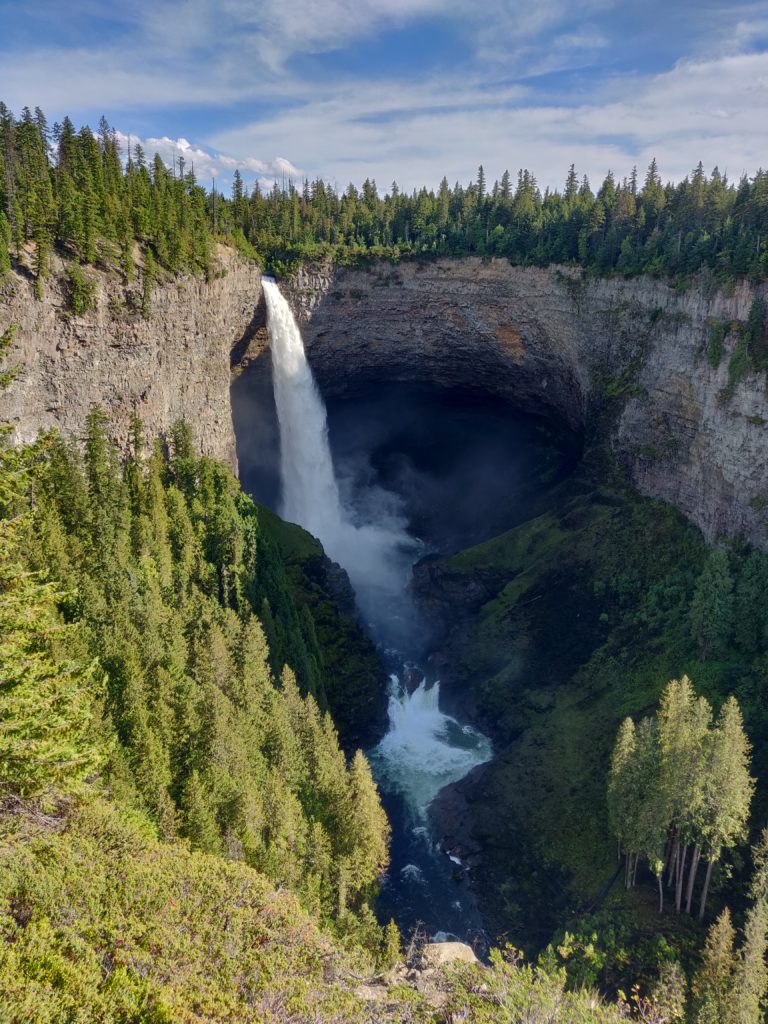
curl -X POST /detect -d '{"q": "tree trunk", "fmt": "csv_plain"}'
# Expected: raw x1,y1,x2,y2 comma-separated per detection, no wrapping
675,844,688,912
632,854,639,889
685,845,701,914
658,872,664,913
667,834,679,889
699,859,715,921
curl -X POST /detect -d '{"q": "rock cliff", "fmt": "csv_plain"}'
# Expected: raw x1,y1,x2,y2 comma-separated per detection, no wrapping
0,245,262,468
4,250,767,548
276,260,768,548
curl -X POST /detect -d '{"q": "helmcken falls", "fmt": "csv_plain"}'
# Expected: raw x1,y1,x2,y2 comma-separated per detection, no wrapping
262,277,492,945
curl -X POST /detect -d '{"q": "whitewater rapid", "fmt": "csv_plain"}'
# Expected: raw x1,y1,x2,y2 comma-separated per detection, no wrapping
370,675,491,818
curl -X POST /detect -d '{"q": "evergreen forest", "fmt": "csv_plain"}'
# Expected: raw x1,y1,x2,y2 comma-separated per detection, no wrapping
2,103,768,291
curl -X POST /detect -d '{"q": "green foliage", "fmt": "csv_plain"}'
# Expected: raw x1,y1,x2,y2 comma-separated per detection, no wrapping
0,799,369,1022
691,908,736,1023
0,531,106,800
0,210,11,275
380,918,402,969
727,333,752,388
609,677,753,918
212,159,768,282
442,947,632,1023
13,414,389,941
745,295,768,369
64,261,96,314
0,104,211,279
690,550,734,657
0,323,18,392
4,101,768,282
707,319,728,368
1,332,105,800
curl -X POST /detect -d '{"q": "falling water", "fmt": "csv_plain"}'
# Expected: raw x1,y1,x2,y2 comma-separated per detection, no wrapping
263,277,492,942
262,278,344,543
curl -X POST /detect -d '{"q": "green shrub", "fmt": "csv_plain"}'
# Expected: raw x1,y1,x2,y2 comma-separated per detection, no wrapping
65,263,97,315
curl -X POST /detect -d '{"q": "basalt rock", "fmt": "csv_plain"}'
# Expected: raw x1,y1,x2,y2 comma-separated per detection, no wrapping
6,251,768,549
271,259,768,550
1,245,262,468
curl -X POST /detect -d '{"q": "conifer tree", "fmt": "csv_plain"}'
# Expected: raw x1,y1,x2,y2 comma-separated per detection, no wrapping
691,908,736,1024
729,900,768,1024
0,210,10,274
698,696,753,919
180,769,222,854
0,327,104,800
690,550,734,658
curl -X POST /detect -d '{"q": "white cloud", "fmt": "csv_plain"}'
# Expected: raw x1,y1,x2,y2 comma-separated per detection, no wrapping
204,48,768,191
115,132,302,189
1,0,766,196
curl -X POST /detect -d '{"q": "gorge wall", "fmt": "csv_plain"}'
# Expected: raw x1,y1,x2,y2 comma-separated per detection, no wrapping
0,245,261,468
3,249,768,549
275,260,768,549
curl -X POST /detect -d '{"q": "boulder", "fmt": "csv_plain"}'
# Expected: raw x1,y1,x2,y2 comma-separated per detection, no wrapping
420,941,479,969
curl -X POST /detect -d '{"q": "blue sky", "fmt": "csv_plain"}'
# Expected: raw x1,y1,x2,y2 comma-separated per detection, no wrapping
1,0,767,193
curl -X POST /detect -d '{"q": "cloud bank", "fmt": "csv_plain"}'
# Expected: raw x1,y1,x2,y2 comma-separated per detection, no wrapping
1,0,766,193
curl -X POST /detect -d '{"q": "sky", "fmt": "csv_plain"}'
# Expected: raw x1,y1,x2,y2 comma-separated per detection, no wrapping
1,0,767,195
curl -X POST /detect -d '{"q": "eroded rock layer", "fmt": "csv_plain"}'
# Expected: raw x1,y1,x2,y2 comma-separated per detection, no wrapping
5,251,768,547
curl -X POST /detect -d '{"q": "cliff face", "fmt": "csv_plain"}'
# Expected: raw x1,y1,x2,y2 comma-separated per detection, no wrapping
0,246,262,468
4,250,767,548
277,260,768,549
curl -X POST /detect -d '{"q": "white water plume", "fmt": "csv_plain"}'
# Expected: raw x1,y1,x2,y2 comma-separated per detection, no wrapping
263,278,491,821
262,277,344,542
370,675,492,817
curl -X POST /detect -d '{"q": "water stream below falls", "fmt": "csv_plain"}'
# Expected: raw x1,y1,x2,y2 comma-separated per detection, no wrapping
262,278,492,944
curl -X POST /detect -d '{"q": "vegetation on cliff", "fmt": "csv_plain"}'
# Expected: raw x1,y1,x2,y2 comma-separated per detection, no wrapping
223,162,768,286
609,677,753,919
422,453,768,1006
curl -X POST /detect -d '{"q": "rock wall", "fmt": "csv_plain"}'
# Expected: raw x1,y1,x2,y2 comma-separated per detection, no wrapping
4,247,767,549
0,245,262,468
276,259,768,548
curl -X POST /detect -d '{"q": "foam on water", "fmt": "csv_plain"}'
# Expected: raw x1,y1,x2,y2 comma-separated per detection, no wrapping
369,676,491,818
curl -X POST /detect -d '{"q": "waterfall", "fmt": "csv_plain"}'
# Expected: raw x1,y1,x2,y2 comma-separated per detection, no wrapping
370,675,492,818
263,276,491,791
264,278,492,943
262,278,345,548
263,277,416,641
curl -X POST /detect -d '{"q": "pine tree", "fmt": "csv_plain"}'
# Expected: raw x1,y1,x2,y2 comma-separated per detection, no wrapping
698,696,753,919
180,769,222,854
0,210,11,274
0,328,104,800
341,750,390,897
728,900,768,1024
690,550,734,658
691,908,736,1024
380,918,402,969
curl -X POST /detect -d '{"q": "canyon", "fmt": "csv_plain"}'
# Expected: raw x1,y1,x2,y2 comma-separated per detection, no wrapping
4,248,768,948
4,249,765,548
